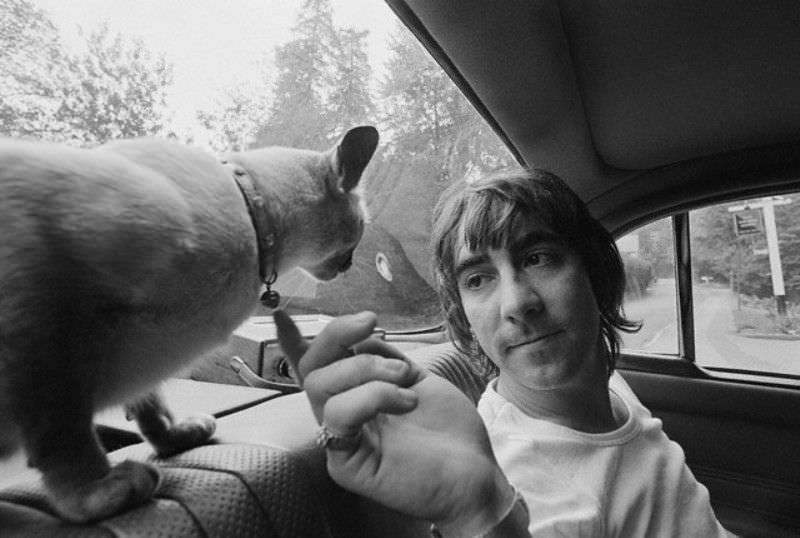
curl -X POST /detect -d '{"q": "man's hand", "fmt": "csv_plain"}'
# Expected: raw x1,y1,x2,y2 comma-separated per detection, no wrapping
274,310,521,535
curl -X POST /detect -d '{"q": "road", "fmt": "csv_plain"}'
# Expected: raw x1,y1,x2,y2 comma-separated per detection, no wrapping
622,279,800,376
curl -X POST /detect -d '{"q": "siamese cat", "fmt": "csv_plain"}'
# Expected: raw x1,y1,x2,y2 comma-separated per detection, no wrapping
0,125,378,522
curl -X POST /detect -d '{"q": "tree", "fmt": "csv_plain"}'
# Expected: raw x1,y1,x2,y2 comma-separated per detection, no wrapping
623,253,656,298
55,23,174,145
636,218,675,280
196,67,272,153
0,0,70,140
379,29,454,165
252,0,377,152
770,201,800,302
327,28,375,137
691,205,737,284
378,26,514,184
1,1,174,145
254,0,338,150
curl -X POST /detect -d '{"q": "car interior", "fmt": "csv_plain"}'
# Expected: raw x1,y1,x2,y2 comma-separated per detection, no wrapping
2,0,799,536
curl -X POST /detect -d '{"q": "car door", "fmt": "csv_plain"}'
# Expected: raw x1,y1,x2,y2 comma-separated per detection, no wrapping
616,195,800,538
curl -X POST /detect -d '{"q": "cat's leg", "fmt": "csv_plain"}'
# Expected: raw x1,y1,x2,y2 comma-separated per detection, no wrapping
24,415,160,523
2,275,160,523
9,334,160,522
125,390,215,457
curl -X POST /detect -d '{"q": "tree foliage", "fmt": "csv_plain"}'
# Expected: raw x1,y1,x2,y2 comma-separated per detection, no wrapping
775,202,800,302
196,72,271,153
1,0,173,145
327,28,375,136
691,205,737,283
254,0,338,150
378,27,514,183
57,23,173,145
0,0,70,139
629,199,800,304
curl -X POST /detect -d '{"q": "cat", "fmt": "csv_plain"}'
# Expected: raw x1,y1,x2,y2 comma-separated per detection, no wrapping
0,125,378,522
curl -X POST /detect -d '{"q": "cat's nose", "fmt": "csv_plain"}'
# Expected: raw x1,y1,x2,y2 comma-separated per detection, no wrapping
339,252,353,272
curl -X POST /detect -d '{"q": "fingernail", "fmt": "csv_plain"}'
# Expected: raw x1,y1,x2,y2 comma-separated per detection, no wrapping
386,359,409,373
397,388,417,405
354,311,375,323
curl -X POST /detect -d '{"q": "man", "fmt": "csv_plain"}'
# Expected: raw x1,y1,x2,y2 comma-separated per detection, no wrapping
276,169,731,537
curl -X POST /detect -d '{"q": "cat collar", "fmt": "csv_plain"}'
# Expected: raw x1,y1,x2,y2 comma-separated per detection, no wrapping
224,161,281,309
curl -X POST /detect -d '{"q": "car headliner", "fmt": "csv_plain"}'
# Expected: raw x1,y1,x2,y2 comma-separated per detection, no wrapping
386,0,800,233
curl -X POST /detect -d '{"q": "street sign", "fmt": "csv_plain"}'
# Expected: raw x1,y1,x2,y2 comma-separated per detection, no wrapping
727,196,791,315
732,210,762,236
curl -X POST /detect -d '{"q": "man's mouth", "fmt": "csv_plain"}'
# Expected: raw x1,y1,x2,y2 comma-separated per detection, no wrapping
506,330,564,351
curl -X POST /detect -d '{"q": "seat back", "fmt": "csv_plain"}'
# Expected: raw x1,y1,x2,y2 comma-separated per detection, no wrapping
0,342,485,537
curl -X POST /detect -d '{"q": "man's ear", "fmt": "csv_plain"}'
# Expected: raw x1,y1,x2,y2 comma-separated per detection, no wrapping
330,125,379,193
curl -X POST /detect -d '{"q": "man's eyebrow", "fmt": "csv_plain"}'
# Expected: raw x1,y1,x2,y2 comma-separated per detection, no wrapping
454,252,489,279
511,229,564,250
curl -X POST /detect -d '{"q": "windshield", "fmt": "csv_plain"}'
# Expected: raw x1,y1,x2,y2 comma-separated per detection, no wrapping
2,0,515,331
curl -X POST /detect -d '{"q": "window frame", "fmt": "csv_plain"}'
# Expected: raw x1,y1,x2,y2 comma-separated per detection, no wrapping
618,207,800,389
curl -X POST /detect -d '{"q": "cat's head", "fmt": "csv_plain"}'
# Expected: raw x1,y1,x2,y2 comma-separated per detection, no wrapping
227,125,378,282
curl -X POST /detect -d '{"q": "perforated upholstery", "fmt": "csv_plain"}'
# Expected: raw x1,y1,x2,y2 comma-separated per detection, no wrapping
0,444,338,537
0,342,485,537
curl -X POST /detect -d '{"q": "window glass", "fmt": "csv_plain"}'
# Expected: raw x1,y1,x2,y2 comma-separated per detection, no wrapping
691,195,800,376
619,218,679,355
4,0,515,332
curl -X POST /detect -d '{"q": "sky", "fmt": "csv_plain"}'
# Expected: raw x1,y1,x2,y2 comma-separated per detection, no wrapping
30,0,399,134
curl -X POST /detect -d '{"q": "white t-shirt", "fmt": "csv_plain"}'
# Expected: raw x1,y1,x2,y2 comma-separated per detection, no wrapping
477,372,733,537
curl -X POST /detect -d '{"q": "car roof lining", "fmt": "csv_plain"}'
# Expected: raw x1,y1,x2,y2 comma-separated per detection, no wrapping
386,0,800,226
564,0,800,170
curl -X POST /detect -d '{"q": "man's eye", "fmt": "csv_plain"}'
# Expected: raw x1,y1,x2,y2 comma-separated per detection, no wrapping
524,251,554,267
462,273,486,290
525,252,543,266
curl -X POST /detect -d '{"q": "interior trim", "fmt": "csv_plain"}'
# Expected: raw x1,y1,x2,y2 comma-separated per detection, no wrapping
672,213,695,360
596,141,800,235
620,369,800,429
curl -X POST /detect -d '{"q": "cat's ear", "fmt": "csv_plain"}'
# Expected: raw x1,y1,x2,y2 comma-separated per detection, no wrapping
330,125,378,193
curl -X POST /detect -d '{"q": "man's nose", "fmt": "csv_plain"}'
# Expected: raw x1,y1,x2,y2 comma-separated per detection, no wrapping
499,272,543,323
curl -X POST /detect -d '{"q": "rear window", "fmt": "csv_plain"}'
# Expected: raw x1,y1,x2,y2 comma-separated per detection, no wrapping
3,0,515,331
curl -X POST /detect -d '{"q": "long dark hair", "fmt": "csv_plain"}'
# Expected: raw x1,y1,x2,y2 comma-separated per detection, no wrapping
431,168,640,377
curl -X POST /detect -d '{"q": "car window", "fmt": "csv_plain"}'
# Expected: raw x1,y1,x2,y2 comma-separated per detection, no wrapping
3,0,515,332
619,193,800,379
618,219,678,355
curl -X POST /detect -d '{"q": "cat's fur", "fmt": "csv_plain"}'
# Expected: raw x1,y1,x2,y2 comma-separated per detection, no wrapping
0,125,378,522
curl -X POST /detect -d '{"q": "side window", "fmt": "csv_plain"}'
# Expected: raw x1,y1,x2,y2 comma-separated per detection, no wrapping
691,195,800,377
618,219,678,355
619,193,800,378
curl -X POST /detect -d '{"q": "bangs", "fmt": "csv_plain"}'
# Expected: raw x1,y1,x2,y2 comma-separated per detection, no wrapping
457,185,563,254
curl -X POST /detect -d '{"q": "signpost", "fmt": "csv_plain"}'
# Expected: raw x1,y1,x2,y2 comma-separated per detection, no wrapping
728,196,791,315
732,210,762,236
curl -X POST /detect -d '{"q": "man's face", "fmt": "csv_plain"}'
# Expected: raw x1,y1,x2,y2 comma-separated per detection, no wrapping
455,218,603,392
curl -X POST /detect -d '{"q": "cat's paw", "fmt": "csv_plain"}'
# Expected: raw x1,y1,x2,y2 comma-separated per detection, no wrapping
48,460,160,523
150,413,216,457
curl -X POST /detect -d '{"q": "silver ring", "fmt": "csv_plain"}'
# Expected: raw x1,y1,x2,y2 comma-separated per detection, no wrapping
316,424,361,451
